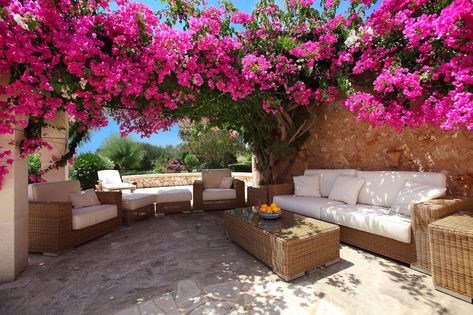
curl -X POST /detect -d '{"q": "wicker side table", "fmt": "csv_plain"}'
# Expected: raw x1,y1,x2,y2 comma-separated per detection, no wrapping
429,211,473,303
247,186,269,207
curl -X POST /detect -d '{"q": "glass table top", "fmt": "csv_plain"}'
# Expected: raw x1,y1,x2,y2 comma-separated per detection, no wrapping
225,207,338,240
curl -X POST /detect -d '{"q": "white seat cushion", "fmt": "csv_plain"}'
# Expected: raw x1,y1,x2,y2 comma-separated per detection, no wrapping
102,183,136,190
202,188,236,201
320,204,412,243
156,189,192,203
304,169,357,197
273,195,344,219
122,193,156,211
356,171,446,207
72,204,117,230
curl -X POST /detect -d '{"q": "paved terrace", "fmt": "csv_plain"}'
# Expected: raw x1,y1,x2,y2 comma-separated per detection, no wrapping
1,211,471,315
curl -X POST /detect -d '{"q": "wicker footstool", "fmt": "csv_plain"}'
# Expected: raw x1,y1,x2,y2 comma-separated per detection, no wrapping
429,211,473,302
155,188,192,214
224,207,340,281
122,193,156,225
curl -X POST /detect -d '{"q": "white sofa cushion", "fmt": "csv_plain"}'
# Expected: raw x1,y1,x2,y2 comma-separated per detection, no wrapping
122,193,156,211
273,195,344,219
28,180,81,202
69,189,101,208
72,204,117,230
218,177,234,189
203,188,236,201
156,188,192,203
304,169,357,197
102,183,136,190
356,171,446,207
320,204,412,243
294,175,321,197
202,169,232,189
391,181,447,216
328,175,365,205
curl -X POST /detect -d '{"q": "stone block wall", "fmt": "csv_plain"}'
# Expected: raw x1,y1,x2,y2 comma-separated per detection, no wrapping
274,102,473,196
122,172,253,188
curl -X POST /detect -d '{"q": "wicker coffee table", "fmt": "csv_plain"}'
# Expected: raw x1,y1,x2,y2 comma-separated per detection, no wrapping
224,207,340,281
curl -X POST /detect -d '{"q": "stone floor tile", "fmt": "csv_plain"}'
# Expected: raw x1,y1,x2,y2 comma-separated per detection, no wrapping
139,300,165,315
115,306,141,315
175,279,202,308
204,281,241,301
153,294,179,315
190,301,243,315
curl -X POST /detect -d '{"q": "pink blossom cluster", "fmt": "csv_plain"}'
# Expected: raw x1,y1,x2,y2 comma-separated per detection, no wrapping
0,0,472,189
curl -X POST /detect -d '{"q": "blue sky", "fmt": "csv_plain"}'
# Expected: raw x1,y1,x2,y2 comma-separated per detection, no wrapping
78,0,379,153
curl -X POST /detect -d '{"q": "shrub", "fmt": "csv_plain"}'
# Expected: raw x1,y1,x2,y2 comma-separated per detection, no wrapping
27,152,41,183
70,153,115,189
229,162,252,173
200,161,224,170
97,135,143,170
165,159,186,173
184,153,199,171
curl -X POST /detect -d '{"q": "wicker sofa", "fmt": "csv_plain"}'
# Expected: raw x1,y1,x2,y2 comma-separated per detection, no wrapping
270,169,473,272
193,169,245,211
28,180,122,255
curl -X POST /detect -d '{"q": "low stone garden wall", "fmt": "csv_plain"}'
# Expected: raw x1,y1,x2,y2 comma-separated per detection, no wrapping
122,172,253,188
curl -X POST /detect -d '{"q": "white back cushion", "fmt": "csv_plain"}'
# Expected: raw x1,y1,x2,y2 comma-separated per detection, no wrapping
202,169,232,189
328,175,365,205
391,181,447,216
357,171,446,207
98,170,122,185
294,175,321,197
28,180,81,202
304,169,357,197
70,189,101,208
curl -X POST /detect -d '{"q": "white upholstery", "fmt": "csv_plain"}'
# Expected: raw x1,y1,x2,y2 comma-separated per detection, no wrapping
218,177,234,189
72,204,117,230
304,169,357,197
102,183,136,190
391,181,447,216
202,188,236,201
28,180,81,202
328,175,365,205
294,175,321,197
69,189,101,208
273,195,344,219
122,193,156,211
320,204,412,243
356,171,446,207
202,169,232,189
156,189,192,203
98,170,122,185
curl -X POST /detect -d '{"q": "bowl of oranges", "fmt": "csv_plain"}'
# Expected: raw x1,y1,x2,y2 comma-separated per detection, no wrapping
258,203,282,220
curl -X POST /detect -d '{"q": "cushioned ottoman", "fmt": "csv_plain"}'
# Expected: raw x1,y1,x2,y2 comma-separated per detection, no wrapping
122,193,156,225
156,188,192,214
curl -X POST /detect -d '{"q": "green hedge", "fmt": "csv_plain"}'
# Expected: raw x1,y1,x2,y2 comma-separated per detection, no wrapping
70,153,115,189
229,162,252,172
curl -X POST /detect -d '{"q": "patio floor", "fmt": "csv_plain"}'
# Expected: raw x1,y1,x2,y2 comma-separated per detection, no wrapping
0,211,471,315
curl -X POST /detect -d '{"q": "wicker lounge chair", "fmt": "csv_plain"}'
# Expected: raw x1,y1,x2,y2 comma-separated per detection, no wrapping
97,170,136,192
28,180,122,255
193,169,245,211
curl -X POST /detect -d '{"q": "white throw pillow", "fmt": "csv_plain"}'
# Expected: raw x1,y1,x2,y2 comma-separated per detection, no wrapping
391,180,446,216
294,175,321,197
69,189,101,208
328,175,365,205
218,177,233,189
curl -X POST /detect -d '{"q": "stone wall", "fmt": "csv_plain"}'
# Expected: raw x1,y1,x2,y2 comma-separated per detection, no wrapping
122,172,253,188
274,102,473,196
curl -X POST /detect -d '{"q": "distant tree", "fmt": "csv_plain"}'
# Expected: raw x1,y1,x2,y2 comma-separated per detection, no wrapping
97,135,143,170
70,153,115,189
179,120,248,167
140,143,165,170
184,153,199,171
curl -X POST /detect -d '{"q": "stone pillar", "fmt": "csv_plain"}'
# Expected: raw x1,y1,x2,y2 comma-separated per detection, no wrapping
0,71,29,283
40,112,69,181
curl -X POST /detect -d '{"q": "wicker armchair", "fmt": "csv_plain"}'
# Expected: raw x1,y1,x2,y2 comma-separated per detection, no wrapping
193,169,245,211
28,180,122,255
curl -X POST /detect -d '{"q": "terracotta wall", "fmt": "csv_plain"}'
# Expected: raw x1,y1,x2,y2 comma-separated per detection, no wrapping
275,101,473,196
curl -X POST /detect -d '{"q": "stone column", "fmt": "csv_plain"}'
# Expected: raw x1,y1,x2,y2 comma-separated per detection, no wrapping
0,71,29,283
40,112,69,181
